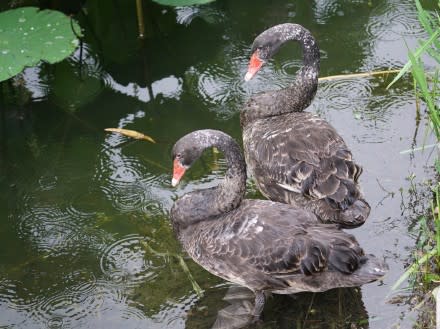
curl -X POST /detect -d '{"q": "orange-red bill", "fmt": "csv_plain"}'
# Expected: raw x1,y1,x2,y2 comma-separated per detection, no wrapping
172,158,186,187
244,51,264,81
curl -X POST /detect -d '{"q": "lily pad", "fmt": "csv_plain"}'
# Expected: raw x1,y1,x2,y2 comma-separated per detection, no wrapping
0,7,81,82
151,0,215,6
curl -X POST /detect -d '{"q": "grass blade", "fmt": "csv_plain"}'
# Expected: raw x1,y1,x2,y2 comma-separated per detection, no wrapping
387,29,440,89
391,248,437,291
408,50,440,137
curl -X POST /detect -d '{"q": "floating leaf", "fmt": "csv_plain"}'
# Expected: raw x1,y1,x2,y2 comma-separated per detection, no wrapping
0,7,81,82
151,0,215,6
105,128,156,143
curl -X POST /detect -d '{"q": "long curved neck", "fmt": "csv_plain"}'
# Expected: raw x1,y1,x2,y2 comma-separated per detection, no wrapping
171,131,246,235
242,24,320,125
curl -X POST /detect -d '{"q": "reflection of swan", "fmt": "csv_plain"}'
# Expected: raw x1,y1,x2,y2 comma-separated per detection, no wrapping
185,284,369,329
170,129,387,321
241,23,370,228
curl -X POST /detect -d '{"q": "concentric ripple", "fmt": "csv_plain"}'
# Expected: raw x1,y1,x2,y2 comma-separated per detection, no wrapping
0,280,38,328
314,77,415,144
318,77,373,112
96,146,165,214
32,280,149,328
186,64,245,119
37,174,58,191
313,0,343,25
367,1,427,41
186,55,309,119
99,234,163,288
17,204,88,255
175,6,224,26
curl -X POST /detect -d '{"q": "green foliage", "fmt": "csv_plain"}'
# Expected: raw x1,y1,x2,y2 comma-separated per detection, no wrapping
151,0,215,6
408,50,440,138
391,0,440,292
387,0,440,89
0,7,81,82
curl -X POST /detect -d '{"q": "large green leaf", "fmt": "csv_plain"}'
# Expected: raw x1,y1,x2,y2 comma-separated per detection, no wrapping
151,0,215,6
0,7,81,82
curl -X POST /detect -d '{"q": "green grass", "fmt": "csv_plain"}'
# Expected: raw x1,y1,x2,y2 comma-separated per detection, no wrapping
391,1,440,319
388,0,440,138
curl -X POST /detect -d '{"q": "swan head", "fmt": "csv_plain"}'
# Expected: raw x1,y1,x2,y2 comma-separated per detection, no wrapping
245,27,286,81
171,130,215,187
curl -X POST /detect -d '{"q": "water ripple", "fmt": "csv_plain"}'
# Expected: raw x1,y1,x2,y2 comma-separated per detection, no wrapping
154,294,199,327
99,234,163,289
17,205,88,255
0,279,40,327
186,64,245,118
318,77,373,111
314,0,343,24
367,1,426,41
175,6,225,26
29,280,149,328
96,151,165,214
37,175,58,191
312,78,415,144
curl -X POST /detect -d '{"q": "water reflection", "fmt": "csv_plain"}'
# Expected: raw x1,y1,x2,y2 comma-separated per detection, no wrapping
313,0,344,24
0,0,437,328
104,74,183,103
17,204,90,255
98,114,174,214
99,234,161,288
185,285,369,329
32,280,150,328
186,64,246,119
366,0,426,42
175,6,225,26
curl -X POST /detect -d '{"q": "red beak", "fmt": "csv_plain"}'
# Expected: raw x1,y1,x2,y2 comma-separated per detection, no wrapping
244,51,264,81
172,158,186,187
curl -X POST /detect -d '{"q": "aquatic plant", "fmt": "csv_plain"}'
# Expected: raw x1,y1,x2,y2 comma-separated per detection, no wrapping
390,1,440,325
388,0,440,138
0,7,81,82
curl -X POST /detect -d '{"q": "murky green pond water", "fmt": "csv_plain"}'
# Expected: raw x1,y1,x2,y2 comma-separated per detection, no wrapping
0,0,438,328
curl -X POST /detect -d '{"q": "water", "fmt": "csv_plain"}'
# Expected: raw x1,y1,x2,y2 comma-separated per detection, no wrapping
0,0,437,328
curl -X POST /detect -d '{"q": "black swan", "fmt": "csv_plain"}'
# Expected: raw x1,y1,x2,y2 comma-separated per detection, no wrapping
170,129,387,320
241,23,370,228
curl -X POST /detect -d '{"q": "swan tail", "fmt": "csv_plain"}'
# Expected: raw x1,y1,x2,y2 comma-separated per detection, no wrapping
272,254,388,294
339,199,370,228
352,254,389,283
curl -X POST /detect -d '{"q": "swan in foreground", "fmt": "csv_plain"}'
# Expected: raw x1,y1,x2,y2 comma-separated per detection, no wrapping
170,129,387,320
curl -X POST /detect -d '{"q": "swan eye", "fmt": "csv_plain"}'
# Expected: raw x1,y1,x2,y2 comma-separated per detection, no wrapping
176,152,182,159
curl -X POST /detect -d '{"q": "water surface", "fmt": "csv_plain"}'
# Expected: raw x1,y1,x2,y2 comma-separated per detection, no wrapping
0,0,437,328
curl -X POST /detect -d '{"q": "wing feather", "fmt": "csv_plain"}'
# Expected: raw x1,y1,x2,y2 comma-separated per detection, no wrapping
247,112,362,210
186,201,363,287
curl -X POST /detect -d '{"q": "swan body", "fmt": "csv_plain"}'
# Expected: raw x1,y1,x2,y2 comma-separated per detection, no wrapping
170,129,387,319
241,23,369,228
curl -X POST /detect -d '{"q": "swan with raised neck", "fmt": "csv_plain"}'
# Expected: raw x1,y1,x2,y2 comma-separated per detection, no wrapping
240,23,370,228
241,23,319,125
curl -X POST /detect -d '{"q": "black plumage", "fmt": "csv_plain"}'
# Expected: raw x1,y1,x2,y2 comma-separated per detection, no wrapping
241,23,370,228
170,129,387,320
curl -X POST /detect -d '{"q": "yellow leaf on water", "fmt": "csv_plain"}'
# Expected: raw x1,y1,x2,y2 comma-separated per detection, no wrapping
104,128,156,143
